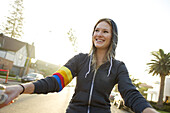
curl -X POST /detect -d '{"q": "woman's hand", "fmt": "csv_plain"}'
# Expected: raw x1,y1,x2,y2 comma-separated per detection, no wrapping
0,85,23,108
143,107,159,113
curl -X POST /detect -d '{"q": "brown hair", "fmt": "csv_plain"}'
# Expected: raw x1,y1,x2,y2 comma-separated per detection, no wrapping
90,18,115,69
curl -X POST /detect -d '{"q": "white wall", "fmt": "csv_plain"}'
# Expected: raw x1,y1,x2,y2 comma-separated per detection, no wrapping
1,45,28,67
13,45,27,67
0,50,6,58
165,77,170,96
5,51,15,61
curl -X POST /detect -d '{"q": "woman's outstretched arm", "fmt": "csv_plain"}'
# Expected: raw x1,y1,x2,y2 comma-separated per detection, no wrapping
0,82,34,108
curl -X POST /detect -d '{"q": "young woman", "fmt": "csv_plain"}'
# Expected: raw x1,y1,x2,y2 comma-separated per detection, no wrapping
0,18,158,113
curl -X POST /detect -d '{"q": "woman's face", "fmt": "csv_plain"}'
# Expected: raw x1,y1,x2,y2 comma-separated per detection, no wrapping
93,21,112,50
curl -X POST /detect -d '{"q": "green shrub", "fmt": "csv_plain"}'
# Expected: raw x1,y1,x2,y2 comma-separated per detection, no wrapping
9,73,16,77
0,71,7,76
0,71,16,77
149,101,170,112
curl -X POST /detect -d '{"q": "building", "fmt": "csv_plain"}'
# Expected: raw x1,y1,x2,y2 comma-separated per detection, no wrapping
0,33,35,76
30,60,60,76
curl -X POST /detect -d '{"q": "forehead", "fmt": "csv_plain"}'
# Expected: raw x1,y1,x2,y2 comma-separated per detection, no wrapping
95,21,112,30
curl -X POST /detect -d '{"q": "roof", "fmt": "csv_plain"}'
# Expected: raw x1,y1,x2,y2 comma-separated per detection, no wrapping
0,33,35,58
0,34,26,52
139,83,153,88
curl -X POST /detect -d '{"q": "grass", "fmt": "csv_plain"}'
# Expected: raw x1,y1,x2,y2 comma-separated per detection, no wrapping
149,101,170,113
157,110,170,113
0,75,21,82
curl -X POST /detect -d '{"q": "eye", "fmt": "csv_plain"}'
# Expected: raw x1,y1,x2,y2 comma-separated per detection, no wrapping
104,31,108,33
95,29,99,32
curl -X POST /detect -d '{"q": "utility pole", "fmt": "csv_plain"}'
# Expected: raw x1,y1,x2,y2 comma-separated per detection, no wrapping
22,42,34,76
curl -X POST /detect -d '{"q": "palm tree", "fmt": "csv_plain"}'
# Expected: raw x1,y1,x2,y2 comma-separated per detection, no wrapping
147,49,170,107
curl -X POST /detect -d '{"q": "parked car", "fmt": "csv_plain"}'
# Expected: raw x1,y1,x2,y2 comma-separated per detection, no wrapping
21,73,44,83
112,92,124,109
109,92,116,103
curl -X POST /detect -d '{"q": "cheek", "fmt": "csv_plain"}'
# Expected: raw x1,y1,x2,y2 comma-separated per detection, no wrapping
107,37,112,45
92,35,95,42
108,35,112,41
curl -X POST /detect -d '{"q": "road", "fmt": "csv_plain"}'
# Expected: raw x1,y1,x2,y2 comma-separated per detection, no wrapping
0,87,129,113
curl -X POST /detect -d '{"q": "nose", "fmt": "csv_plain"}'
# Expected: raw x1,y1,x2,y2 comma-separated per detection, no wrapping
96,31,102,36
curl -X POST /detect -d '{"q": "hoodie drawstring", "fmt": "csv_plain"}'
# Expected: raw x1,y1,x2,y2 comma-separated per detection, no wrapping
85,53,93,78
85,54,113,78
107,56,112,77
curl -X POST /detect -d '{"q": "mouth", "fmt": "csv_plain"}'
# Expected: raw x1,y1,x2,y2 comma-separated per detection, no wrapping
96,39,105,43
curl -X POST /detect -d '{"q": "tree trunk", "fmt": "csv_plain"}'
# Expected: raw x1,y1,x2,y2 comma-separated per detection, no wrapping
157,74,165,107
11,22,15,38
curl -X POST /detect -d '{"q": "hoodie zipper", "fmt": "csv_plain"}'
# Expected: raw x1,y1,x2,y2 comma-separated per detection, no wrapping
87,70,97,113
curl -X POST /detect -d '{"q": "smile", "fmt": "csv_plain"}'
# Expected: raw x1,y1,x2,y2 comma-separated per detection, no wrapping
96,39,105,43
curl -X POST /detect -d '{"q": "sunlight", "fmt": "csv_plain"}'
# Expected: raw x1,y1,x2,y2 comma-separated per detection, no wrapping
0,0,169,84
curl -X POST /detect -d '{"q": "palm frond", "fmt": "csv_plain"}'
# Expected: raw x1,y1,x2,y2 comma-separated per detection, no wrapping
151,51,160,60
147,49,170,76
159,49,165,59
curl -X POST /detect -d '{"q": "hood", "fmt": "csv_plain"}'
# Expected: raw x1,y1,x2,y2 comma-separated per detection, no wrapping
109,19,118,57
85,18,118,78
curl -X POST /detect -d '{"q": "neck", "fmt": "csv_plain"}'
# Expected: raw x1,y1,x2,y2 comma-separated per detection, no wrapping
96,49,107,67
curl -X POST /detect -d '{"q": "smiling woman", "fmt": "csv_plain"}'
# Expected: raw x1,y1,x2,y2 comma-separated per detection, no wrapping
1,0,169,112
0,18,159,113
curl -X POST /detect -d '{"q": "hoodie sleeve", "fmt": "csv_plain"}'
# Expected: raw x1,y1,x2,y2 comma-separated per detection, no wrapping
117,62,152,113
33,53,81,94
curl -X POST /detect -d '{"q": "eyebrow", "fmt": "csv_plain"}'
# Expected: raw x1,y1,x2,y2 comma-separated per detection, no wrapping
95,27,110,30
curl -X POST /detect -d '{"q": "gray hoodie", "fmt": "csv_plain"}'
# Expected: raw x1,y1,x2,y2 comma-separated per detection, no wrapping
33,18,152,113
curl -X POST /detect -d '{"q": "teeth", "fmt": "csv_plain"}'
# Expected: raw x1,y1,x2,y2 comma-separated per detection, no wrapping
96,39,104,42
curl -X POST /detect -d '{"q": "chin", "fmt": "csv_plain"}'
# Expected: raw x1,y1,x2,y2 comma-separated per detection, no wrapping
95,45,102,48
95,46,106,50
